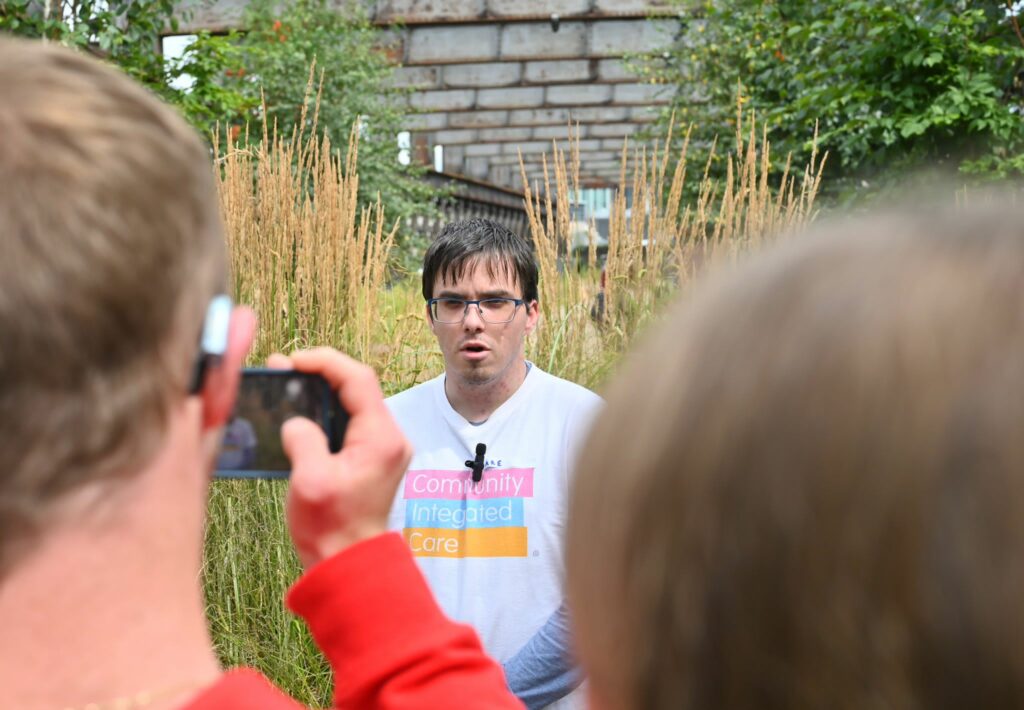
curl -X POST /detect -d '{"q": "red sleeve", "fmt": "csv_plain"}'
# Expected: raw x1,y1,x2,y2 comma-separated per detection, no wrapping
287,532,524,710
185,669,308,709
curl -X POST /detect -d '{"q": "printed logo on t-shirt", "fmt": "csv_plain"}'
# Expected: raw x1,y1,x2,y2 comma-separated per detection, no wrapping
401,468,534,558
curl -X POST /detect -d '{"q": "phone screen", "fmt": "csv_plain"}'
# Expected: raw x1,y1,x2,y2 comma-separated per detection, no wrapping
215,369,346,479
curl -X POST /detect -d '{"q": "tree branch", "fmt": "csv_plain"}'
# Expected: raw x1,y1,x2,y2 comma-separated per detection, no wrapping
1008,0,1024,50
42,0,52,43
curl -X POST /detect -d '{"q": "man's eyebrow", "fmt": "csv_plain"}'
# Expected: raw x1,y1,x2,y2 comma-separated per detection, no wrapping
435,289,518,299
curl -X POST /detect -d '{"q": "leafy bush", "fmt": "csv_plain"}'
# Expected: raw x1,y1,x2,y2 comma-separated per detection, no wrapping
0,0,252,130
651,0,1024,200
229,0,435,254
1,0,436,258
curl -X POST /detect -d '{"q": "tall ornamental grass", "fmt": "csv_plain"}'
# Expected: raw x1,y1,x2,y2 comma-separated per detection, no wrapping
205,105,442,707
204,104,824,705
521,109,825,389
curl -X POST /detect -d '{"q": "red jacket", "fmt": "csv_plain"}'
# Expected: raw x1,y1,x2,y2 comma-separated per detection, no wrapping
184,533,524,709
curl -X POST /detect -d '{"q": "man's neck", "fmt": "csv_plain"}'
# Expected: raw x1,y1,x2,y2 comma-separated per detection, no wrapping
0,416,222,710
445,358,530,424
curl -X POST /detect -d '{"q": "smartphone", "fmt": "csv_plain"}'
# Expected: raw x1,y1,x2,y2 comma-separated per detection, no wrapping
214,369,348,479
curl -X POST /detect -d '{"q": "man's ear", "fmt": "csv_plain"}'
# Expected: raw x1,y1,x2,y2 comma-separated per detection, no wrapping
200,306,256,430
426,302,439,336
524,299,540,335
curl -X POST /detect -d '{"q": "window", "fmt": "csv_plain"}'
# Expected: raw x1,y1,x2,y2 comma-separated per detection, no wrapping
161,34,198,92
397,131,411,166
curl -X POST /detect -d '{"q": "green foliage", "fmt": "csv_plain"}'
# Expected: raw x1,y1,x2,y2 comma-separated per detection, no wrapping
653,0,1024,199
0,0,251,132
1,0,436,259
165,32,256,131
232,0,435,251
0,0,174,82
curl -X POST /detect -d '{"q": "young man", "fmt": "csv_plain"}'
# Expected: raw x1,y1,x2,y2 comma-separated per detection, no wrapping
386,219,603,709
0,38,521,710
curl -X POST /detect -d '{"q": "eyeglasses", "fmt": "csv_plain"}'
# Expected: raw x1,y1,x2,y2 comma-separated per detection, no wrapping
428,297,526,324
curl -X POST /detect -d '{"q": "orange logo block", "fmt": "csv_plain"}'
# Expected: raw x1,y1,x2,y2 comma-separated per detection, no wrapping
404,526,528,558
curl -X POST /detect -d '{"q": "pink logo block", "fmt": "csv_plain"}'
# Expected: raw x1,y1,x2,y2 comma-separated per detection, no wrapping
404,468,534,500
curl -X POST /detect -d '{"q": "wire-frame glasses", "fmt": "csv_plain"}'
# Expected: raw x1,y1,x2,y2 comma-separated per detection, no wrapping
428,297,526,324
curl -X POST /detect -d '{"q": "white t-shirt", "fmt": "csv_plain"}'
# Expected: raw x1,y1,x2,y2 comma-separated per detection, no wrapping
386,365,602,709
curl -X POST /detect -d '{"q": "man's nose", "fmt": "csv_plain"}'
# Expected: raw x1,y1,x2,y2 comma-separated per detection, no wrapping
462,302,486,330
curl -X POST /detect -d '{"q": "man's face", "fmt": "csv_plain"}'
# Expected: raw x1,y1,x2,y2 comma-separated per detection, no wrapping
429,259,538,388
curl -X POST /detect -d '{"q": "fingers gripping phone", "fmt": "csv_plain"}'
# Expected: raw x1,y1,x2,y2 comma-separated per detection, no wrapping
214,369,348,479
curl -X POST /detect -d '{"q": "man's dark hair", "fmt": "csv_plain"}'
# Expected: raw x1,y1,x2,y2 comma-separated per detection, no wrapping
422,219,539,303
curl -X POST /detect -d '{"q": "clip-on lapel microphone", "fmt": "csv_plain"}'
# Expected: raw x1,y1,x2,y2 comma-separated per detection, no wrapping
466,443,487,483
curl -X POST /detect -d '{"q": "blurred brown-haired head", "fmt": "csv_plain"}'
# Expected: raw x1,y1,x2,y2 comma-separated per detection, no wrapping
0,39,226,565
569,205,1024,710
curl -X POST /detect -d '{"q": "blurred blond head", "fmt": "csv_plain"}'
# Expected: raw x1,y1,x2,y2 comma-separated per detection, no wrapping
0,39,226,565
569,204,1024,710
